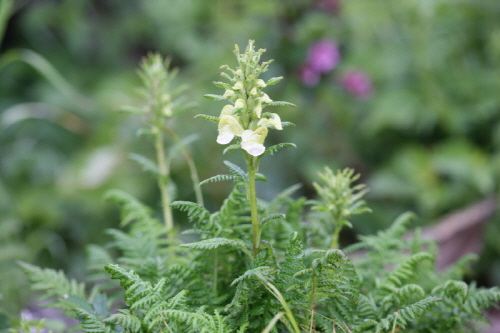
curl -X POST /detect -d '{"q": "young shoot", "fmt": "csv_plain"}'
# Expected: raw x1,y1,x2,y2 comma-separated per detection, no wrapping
123,54,203,234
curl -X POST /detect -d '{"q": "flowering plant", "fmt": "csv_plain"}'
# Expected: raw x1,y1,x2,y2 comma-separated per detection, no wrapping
201,40,294,157
13,40,500,333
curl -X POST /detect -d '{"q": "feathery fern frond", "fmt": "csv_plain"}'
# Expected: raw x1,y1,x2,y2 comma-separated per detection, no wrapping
103,310,141,332
170,201,211,224
375,296,441,332
223,160,247,180
181,238,252,259
381,252,434,290
18,261,86,303
104,189,158,229
260,213,286,227
74,308,113,333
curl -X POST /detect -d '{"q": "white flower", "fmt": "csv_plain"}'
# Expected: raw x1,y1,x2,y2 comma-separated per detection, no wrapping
258,113,282,130
217,115,244,144
241,127,268,156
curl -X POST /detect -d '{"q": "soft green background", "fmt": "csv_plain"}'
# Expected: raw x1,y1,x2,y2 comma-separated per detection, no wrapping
1,0,500,315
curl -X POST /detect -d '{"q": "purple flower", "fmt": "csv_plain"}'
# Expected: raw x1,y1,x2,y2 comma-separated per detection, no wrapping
299,65,321,87
306,39,340,74
314,0,340,14
341,70,374,99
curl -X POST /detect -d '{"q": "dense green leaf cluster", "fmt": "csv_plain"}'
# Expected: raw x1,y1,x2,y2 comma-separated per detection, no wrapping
17,176,500,332
14,41,500,333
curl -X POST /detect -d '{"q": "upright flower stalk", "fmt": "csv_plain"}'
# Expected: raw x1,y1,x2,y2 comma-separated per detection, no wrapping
199,41,295,256
127,54,204,234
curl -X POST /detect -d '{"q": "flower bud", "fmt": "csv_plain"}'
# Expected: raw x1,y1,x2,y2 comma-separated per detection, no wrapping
232,81,244,90
258,113,282,130
258,93,272,104
223,89,236,100
254,79,266,88
220,105,235,116
253,101,263,119
249,87,258,96
234,98,246,110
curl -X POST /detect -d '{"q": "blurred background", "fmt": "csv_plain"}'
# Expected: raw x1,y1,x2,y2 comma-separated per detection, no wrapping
1,0,500,318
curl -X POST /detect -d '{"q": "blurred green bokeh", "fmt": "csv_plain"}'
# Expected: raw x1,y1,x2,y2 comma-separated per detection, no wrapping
1,0,500,315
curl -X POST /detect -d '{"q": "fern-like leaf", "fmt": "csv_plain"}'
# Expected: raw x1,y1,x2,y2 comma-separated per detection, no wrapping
203,94,225,101
263,143,296,156
223,160,247,180
199,174,241,186
128,153,159,176
170,201,211,223
375,296,441,332
195,114,220,123
181,238,252,259
268,101,296,107
18,261,86,304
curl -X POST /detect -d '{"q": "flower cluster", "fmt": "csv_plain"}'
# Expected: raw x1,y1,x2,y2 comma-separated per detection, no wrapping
211,41,285,156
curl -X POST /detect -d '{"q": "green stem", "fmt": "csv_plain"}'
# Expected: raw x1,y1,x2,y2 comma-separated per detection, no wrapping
246,155,261,257
0,0,13,48
330,225,342,249
155,130,174,233
213,250,218,295
163,125,204,206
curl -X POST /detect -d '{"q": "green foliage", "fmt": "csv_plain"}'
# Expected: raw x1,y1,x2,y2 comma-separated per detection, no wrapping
14,39,500,333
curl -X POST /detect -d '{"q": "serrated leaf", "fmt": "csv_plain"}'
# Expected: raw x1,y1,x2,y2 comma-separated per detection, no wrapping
213,81,233,90
223,143,241,155
266,76,284,86
261,213,286,227
218,71,233,81
194,114,220,123
204,94,226,101
199,174,241,186
181,238,252,258
129,153,159,176
263,143,296,156
255,173,268,182
223,160,247,179
268,101,296,107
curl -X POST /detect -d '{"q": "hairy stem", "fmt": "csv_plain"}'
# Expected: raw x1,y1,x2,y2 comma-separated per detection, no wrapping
330,225,342,249
246,155,261,257
163,125,204,206
155,130,174,233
